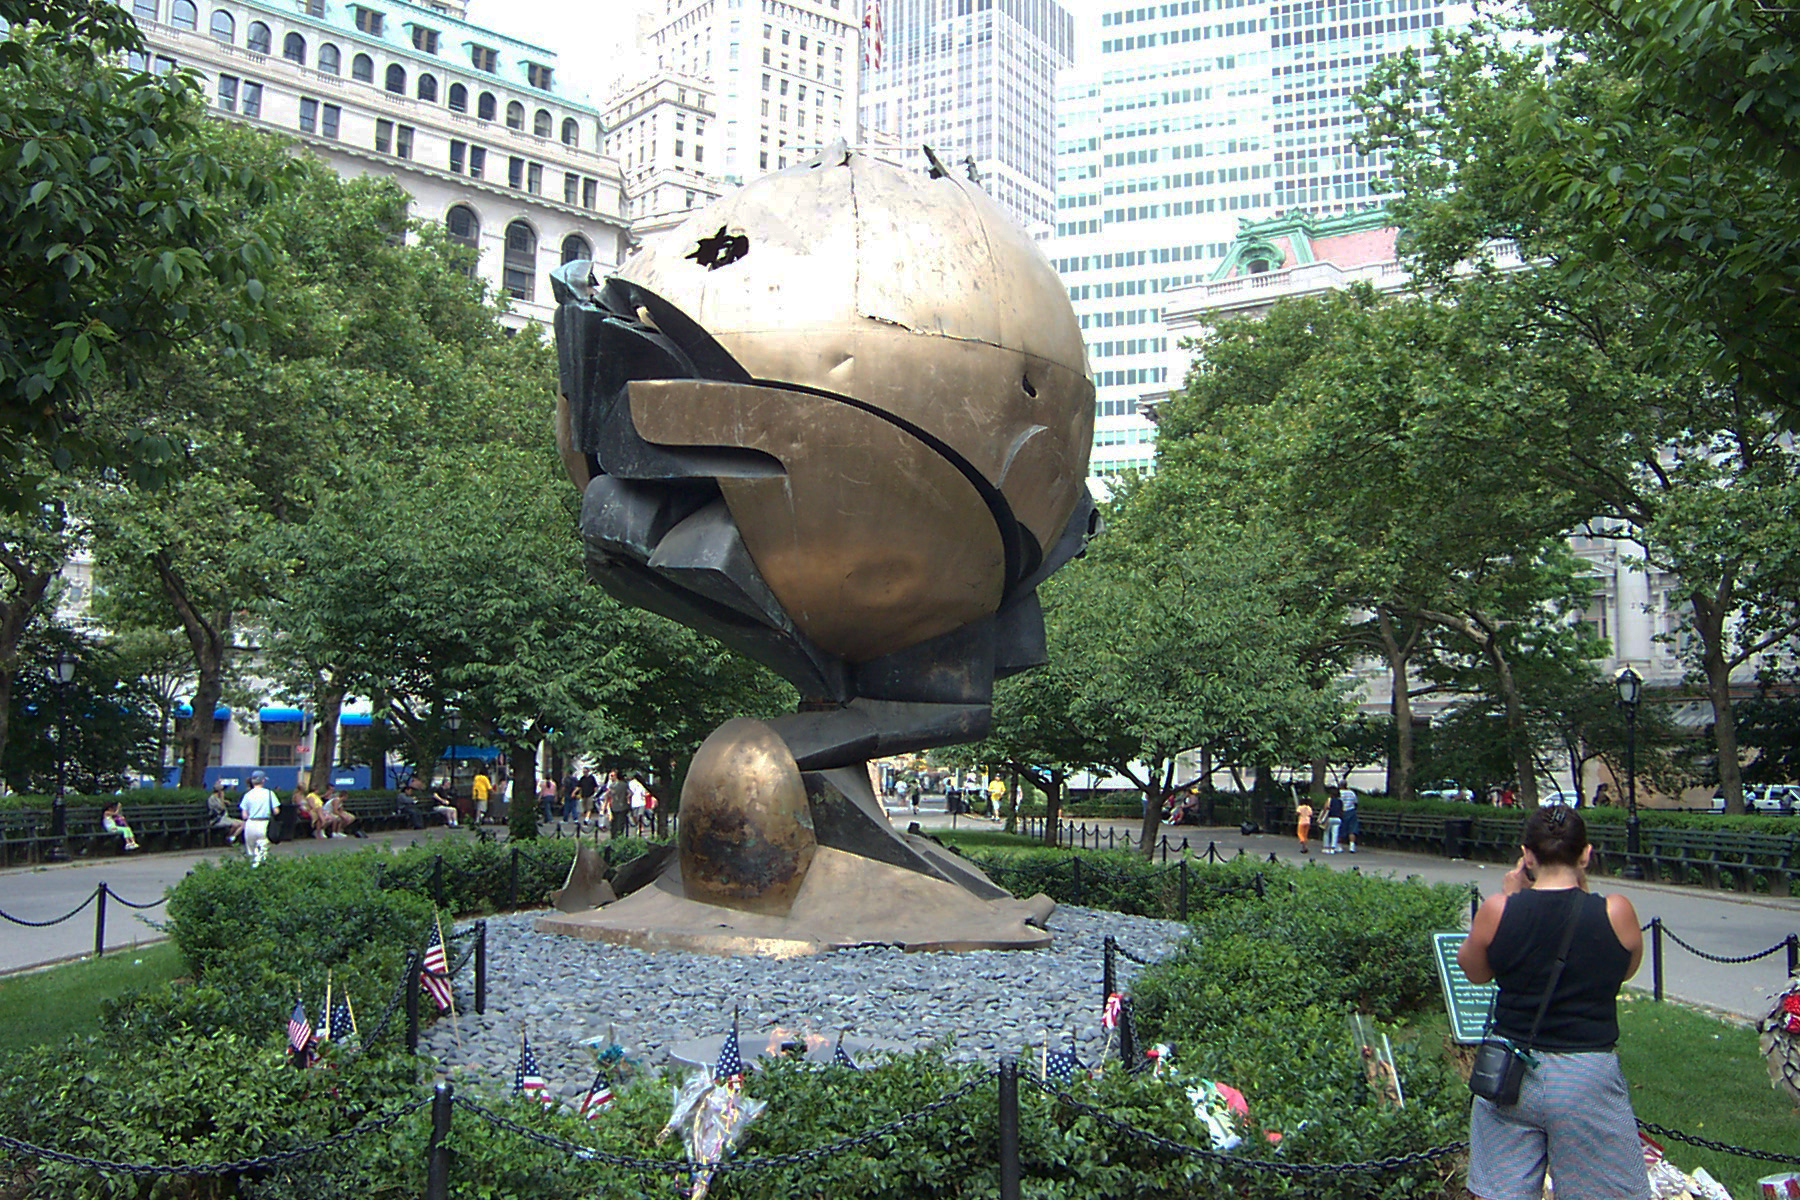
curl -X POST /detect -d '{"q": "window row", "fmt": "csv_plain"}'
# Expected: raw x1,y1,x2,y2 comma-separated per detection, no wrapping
443,210,592,302
447,140,604,210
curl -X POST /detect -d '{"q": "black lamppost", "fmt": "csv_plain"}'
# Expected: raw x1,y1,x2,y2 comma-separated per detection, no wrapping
1614,665,1644,880
45,649,78,862
444,711,461,793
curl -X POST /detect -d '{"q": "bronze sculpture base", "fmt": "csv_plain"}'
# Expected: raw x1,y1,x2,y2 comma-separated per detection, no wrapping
534,844,1054,956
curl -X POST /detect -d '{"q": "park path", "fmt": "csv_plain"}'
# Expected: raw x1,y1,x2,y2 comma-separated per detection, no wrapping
3,808,1791,1023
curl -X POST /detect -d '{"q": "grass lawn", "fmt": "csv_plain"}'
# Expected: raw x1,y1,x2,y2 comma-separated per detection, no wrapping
0,941,185,1056
1618,998,1800,1200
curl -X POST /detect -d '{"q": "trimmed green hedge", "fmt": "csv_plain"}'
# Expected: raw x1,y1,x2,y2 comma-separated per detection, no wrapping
0,787,207,812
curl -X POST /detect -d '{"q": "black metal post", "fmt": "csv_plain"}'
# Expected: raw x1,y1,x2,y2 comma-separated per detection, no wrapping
508,847,519,909
1651,918,1664,1003
405,951,421,1054
1159,835,1168,863
474,920,487,1015
1119,996,1137,1068
92,882,107,958
1470,884,1480,922
1787,932,1797,978
1103,935,1116,1003
425,1079,453,1200
1179,860,1190,922
1254,871,1265,900
1623,684,1644,880
46,672,71,863
997,1059,1020,1200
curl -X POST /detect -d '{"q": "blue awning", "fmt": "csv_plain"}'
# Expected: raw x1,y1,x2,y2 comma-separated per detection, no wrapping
259,706,305,722
339,712,373,727
175,703,231,720
444,745,499,761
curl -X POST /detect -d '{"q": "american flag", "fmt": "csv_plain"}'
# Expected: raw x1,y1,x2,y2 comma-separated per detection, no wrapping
315,993,331,1043
514,1037,554,1107
1045,1046,1082,1086
329,997,357,1044
1102,992,1122,1030
862,0,883,71
286,1000,315,1064
714,1024,744,1085
833,1034,858,1070
420,923,452,1014
580,1069,615,1119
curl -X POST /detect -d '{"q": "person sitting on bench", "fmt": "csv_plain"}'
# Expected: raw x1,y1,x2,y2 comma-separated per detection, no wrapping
101,801,140,852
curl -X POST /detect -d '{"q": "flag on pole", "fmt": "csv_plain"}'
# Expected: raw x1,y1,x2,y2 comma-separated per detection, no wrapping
514,1036,555,1107
1045,1046,1083,1086
714,1020,744,1085
862,0,883,71
833,1032,858,1070
420,921,452,1014
315,975,333,1043
329,996,357,1044
286,1000,315,1066
580,1068,615,1119
1102,992,1122,1030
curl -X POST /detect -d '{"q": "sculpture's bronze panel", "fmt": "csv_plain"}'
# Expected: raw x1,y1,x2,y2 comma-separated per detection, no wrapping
677,718,816,915
630,379,1005,663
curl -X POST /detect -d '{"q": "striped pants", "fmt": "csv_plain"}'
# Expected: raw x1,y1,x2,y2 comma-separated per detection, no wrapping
1469,1050,1650,1200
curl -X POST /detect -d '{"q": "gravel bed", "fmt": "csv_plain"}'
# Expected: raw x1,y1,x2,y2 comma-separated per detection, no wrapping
422,905,1192,1099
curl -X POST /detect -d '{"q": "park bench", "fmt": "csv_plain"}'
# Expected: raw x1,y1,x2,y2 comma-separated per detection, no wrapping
0,810,49,865
1639,828,1797,893
123,802,217,851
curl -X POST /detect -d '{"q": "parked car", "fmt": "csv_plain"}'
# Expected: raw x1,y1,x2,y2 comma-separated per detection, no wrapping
1538,789,1584,808
1708,786,1800,814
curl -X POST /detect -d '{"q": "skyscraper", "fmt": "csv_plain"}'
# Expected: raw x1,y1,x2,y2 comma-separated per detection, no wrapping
858,0,1076,231
1050,0,1474,478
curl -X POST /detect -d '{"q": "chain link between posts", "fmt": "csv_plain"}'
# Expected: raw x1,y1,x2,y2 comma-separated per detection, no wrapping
1657,926,1790,965
0,890,98,927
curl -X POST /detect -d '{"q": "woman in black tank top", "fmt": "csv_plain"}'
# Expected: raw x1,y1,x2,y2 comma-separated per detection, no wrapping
1457,806,1650,1200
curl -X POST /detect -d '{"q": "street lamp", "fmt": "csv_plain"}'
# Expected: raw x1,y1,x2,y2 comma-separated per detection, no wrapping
444,711,462,790
45,649,78,862
1614,665,1644,880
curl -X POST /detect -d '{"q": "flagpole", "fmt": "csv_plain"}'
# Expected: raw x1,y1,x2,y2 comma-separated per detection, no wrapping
323,970,332,1042
345,988,360,1041
436,909,461,1050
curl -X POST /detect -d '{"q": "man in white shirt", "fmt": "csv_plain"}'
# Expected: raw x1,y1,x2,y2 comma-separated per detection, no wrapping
1340,786,1360,854
238,770,281,866
628,774,650,832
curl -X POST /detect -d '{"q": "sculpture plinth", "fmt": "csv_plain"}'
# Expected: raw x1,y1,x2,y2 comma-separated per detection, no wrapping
542,143,1094,951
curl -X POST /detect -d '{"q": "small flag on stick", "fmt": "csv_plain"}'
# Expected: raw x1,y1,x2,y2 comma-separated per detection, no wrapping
714,1014,744,1085
329,995,357,1044
833,1032,858,1070
286,999,315,1066
420,920,452,1014
514,1035,555,1107
1045,1045,1083,1086
315,974,333,1044
580,1068,615,1119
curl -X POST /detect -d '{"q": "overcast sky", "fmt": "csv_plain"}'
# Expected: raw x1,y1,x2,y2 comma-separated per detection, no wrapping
463,0,649,105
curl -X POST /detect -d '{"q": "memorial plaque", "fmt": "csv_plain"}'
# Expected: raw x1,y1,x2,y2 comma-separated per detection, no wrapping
1432,931,1498,1044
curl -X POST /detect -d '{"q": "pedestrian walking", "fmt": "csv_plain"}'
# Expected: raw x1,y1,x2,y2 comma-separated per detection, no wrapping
605,770,632,839
1294,797,1313,855
1340,785,1359,853
471,769,492,823
239,770,281,866
1322,787,1344,854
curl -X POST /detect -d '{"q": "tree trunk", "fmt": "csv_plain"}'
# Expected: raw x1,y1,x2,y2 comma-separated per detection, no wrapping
1377,606,1420,799
0,559,54,773
1042,768,1064,847
310,684,346,790
1309,755,1327,799
150,553,231,789
1691,588,1745,814
1419,607,1538,806
1136,760,1173,860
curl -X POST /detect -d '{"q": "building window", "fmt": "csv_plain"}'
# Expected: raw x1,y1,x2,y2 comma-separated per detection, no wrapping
560,233,591,264
375,118,392,154
318,42,340,73
417,73,437,102
533,108,551,138
241,80,262,117
562,171,577,204
674,139,684,156
259,720,303,768
467,145,485,178
450,139,466,172
304,0,322,14
351,52,373,82
694,144,703,164
320,102,340,138
395,124,413,158
128,49,149,70
447,204,479,247
507,155,523,188
470,44,496,72
209,9,233,41
170,0,196,28
352,5,382,35
505,100,524,130
477,91,496,120
412,25,438,53
216,73,239,111
581,178,596,208
560,117,578,147
502,220,536,300
300,96,318,132
448,81,467,112
385,63,405,93
526,62,552,89
282,31,305,61
133,0,156,20
246,20,270,52
526,162,542,193
153,54,177,73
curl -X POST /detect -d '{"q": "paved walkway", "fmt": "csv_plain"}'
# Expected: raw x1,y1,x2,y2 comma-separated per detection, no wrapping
2,808,1790,1022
